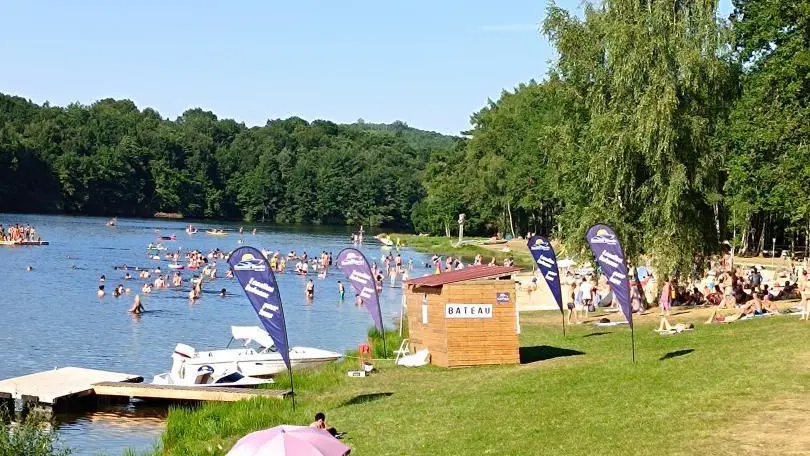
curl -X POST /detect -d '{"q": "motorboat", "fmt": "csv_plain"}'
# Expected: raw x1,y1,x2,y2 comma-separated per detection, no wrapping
375,233,394,247
152,344,273,387
164,326,342,378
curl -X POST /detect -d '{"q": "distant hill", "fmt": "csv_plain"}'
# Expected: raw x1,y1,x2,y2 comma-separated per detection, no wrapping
346,120,458,152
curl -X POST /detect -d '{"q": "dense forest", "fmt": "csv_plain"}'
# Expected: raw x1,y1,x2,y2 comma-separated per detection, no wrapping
0,96,455,228
2,0,810,272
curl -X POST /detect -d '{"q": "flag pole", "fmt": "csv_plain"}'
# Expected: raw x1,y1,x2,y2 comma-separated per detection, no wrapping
288,368,296,409
561,311,566,338
630,323,636,363
377,297,387,358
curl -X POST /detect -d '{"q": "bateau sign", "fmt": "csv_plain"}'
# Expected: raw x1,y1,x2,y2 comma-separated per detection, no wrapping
445,304,492,319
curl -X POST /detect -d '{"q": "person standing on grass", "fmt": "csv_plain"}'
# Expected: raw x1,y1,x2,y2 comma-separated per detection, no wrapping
659,276,672,318
566,281,579,325
579,277,593,320
800,270,810,320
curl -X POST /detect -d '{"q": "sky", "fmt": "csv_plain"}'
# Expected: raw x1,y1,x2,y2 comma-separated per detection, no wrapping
0,1,732,136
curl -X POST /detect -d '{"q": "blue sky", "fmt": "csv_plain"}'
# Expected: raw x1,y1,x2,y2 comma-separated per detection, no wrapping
0,1,732,135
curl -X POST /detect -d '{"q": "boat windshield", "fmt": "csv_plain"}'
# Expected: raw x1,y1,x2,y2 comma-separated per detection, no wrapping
228,326,279,352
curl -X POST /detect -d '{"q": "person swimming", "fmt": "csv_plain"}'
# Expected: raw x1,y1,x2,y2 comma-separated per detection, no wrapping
219,288,226,297
338,280,345,300
25,265,32,272
97,285,105,298
129,295,144,314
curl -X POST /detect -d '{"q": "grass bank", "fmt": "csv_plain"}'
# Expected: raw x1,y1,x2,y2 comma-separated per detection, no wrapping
148,306,810,455
392,234,534,268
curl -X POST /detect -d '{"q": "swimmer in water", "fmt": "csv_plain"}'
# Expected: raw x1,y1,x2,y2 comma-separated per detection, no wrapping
26,265,32,271
338,280,345,300
129,295,144,314
219,288,226,297
124,272,132,280
305,279,315,299
97,285,106,298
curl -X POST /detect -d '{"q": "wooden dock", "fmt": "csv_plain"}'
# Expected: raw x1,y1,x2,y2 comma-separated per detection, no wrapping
92,382,290,402
0,367,289,406
0,367,142,405
0,240,49,246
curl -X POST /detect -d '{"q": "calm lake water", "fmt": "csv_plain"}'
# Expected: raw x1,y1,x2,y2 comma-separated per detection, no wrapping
0,214,429,455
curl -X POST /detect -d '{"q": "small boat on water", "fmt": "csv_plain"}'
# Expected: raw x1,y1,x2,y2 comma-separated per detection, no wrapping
206,229,228,236
163,326,342,378
152,344,273,387
375,233,394,247
159,234,176,241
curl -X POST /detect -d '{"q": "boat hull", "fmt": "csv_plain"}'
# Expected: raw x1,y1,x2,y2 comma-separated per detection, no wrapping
182,349,341,377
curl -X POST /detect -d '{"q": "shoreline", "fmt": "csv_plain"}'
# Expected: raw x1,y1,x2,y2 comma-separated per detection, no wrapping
393,233,534,268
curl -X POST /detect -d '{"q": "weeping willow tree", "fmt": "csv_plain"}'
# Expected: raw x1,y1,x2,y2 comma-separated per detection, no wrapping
543,0,737,275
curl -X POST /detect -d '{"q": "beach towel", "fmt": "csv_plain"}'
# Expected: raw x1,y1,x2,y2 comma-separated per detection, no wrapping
594,321,629,327
655,327,694,335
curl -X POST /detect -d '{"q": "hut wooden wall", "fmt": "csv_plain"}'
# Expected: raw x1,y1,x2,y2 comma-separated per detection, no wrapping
405,285,449,366
405,279,519,368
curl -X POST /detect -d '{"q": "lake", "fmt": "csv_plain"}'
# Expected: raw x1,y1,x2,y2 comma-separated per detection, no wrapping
0,214,430,455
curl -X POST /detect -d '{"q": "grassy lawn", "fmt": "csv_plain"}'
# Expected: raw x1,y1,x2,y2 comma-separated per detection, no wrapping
150,308,810,455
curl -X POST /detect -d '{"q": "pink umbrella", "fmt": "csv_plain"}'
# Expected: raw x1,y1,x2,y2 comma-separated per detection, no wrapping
226,425,351,456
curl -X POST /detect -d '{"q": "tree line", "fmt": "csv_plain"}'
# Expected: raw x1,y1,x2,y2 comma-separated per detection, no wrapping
415,0,810,274
0,97,453,228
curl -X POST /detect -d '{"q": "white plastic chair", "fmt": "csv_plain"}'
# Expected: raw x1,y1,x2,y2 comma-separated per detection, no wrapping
393,338,410,365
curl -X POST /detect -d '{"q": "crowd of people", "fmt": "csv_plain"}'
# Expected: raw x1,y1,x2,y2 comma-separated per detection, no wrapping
0,223,41,242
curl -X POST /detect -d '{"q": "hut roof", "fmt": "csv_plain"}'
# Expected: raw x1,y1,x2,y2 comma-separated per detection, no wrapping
406,265,522,287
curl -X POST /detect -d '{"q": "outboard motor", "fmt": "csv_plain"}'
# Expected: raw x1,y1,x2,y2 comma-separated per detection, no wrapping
170,343,196,378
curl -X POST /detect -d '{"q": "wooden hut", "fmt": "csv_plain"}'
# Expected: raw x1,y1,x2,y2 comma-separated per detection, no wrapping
404,265,522,367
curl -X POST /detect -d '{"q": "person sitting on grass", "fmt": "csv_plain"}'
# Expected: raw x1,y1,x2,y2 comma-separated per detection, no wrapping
760,289,781,314
706,285,723,306
705,292,766,324
310,412,340,438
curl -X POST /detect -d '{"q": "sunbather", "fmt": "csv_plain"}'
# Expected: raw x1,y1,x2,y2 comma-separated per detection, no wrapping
657,315,694,333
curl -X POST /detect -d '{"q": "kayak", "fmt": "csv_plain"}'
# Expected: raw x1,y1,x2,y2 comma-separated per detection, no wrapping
207,230,228,236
